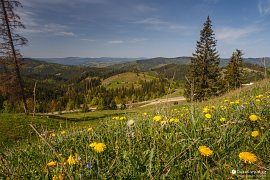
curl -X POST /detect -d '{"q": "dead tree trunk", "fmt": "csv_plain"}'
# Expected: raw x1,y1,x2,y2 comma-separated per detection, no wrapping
0,0,29,114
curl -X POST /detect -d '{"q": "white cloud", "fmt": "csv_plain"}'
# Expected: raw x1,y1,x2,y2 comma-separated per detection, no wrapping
43,24,67,32
131,38,148,42
134,18,166,25
80,38,96,42
108,40,124,44
16,10,37,27
55,32,77,37
16,10,77,38
258,0,270,15
216,26,260,43
133,18,195,34
134,4,157,13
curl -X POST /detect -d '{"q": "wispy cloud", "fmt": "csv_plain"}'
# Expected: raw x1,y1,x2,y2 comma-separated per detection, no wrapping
131,38,148,43
216,26,260,42
258,0,270,15
133,18,194,34
55,32,77,37
134,18,166,25
80,38,96,42
134,4,157,13
16,9,77,37
108,40,124,44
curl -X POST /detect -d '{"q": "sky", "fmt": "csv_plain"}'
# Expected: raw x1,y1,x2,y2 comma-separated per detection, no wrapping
15,0,270,58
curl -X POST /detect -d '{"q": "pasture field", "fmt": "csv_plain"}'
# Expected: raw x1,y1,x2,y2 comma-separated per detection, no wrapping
102,72,156,89
0,79,270,179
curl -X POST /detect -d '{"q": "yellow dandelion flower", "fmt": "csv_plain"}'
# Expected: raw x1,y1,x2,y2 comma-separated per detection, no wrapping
93,143,106,153
220,105,226,110
119,116,127,120
249,114,258,122
239,152,257,164
47,161,57,167
235,100,240,104
255,99,261,103
112,116,119,120
169,117,179,123
257,94,263,98
205,113,212,119
220,117,226,122
67,154,76,165
198,145,213,156
210,106,216,109
230,101,235,105
51,133,56,137
53,173,65,180
203,107,209,113
87,127,93,132
89,142,97,148
251,131,259,138
153,115,162,121
61,131,66,135
224,99,229,103
143,112,147,116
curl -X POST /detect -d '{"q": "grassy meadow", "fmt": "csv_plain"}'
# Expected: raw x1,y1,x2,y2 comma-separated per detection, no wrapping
0,79,270,179
101,72,156,89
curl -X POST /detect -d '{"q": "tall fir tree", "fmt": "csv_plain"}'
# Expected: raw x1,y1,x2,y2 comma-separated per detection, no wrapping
224,49,244,89
0,0,29,114
184,16,221,101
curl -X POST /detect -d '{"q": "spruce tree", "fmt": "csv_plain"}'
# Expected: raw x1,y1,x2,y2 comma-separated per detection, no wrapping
184,16,221,101
224,49,244,89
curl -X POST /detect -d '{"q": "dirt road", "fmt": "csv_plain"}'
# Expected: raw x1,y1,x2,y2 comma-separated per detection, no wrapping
127,96,186,108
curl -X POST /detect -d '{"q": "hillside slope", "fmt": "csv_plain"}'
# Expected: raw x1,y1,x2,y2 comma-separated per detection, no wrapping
1,79,270,179
102,72,156,89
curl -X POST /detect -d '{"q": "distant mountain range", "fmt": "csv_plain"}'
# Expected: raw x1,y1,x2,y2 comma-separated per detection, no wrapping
34,57,144,66
20,57,266,85
32,56,269,68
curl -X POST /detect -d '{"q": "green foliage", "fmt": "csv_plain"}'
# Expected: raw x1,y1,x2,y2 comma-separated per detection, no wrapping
242,62,265,83
224,49,245,89
153,64,189,82
184,16,222,101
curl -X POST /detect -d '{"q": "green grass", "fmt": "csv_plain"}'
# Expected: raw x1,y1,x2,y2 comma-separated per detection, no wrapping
1,79,270,179
0,114,69,151
102,72,156,89
0,109,137,152
162,88,184,98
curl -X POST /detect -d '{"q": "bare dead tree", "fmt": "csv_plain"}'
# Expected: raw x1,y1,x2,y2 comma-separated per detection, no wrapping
0,0,29,114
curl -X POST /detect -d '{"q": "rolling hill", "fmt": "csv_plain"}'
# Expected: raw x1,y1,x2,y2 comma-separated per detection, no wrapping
29,56,270,73
102,72,157,89
34,57,143,66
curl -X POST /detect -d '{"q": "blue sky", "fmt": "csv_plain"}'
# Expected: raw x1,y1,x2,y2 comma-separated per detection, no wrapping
17,0,270,58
